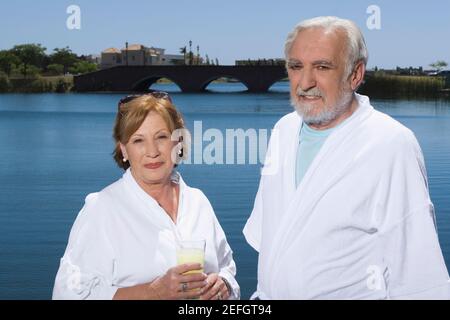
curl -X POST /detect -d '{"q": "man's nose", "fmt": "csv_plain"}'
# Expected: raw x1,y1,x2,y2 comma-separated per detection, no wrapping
299,68,317,91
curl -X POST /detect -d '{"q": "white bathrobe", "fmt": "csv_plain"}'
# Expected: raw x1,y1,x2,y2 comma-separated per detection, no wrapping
53,169,240,300
244,94,449,300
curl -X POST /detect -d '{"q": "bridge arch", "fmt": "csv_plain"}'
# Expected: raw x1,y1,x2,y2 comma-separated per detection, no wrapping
200,75,251,92
268,76,290,92
132,75,183,92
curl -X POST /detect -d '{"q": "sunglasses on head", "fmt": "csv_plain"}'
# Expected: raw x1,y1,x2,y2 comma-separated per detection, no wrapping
117,91,172,109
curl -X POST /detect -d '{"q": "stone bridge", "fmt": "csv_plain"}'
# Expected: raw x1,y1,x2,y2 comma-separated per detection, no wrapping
73,65,288,93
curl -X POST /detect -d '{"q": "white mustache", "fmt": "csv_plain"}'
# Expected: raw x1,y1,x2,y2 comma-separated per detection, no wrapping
296,87,323,98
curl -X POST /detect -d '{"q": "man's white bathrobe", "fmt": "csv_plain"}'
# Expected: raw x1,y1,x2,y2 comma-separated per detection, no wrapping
244,94,449,299
53,169,239,299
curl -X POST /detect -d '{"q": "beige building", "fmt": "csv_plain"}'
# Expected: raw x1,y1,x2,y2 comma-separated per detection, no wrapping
100,48,122,69
101,44,185,69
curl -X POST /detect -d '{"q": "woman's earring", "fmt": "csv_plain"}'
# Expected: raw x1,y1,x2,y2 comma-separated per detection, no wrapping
123,157,127,162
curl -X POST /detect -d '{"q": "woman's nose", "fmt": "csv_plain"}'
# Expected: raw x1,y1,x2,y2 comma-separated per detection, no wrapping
145,140,160,158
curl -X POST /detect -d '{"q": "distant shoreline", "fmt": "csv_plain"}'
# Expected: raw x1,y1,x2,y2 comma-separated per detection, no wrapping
1,74,448,99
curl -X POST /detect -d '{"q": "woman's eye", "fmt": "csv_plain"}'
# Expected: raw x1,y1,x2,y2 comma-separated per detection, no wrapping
157,135,168,140
132,139,142,144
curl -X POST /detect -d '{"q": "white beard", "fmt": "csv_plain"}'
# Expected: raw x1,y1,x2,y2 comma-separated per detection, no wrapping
291,87,354,126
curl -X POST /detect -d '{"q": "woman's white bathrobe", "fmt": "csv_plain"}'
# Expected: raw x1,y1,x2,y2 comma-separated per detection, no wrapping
244,94,449,300
53,169,239,299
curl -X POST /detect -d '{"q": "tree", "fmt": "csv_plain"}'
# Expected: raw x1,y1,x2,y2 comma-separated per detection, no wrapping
0,50,20,77
11,44,46,78
430,60,448,72
68,61,97,75
205,54,210,65
179,46,187,65
189,40,193,65
196,45,200,65
46,64,64,75
215,58,219,66
50,47,78,74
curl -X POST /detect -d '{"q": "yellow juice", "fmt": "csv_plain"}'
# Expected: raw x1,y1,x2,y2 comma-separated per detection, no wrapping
176,248,204,274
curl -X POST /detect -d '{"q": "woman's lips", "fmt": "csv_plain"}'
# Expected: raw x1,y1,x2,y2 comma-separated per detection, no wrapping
144,162,163,169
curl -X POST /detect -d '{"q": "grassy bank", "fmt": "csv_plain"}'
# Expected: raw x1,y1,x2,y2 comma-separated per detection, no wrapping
0,75,73,93
359,74,446,99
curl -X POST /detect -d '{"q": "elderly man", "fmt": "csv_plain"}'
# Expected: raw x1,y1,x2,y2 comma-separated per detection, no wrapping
243,16,449,299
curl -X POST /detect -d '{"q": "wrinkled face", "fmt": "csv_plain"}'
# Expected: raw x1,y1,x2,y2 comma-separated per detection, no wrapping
287,27,354,125
120,111,176,186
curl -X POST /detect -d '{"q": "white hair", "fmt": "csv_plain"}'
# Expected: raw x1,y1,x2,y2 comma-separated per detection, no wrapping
284,16,368,77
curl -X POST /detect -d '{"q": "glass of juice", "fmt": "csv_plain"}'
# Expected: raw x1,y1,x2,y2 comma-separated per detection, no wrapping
176,239,206,299
176,239,206,274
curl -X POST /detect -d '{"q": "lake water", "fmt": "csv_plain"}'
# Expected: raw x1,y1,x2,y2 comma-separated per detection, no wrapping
1,82,450,299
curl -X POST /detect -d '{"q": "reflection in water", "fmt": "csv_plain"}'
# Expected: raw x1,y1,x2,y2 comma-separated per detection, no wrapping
149,81,290,93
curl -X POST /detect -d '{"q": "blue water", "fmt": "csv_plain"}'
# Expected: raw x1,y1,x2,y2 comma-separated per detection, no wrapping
1,82,450,299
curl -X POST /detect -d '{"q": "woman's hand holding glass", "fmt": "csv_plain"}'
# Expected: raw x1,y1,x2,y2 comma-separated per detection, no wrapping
149,263,207,300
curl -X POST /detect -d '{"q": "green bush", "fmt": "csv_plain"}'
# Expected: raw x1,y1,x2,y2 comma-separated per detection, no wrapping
46,63,64,76
6,75,72,93
0,72,11,92
359,74,445,99
69,61,97,75
55,79,70,93
46,81,54,92
30,78,49,93
18,64,41,78
7,77,51,93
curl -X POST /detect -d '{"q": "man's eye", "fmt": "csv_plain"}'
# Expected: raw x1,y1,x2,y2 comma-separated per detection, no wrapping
288,64,302,70
317,65,330,70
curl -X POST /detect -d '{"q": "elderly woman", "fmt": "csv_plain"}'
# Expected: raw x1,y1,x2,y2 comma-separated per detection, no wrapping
53,92,240,300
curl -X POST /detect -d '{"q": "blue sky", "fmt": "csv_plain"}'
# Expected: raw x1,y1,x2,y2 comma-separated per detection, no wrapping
1,0,449,69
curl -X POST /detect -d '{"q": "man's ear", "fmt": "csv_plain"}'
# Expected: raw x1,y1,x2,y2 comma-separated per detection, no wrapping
350,61,365,91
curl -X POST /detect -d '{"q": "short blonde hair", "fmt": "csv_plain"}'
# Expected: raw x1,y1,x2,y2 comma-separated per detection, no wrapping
113,95,185,170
